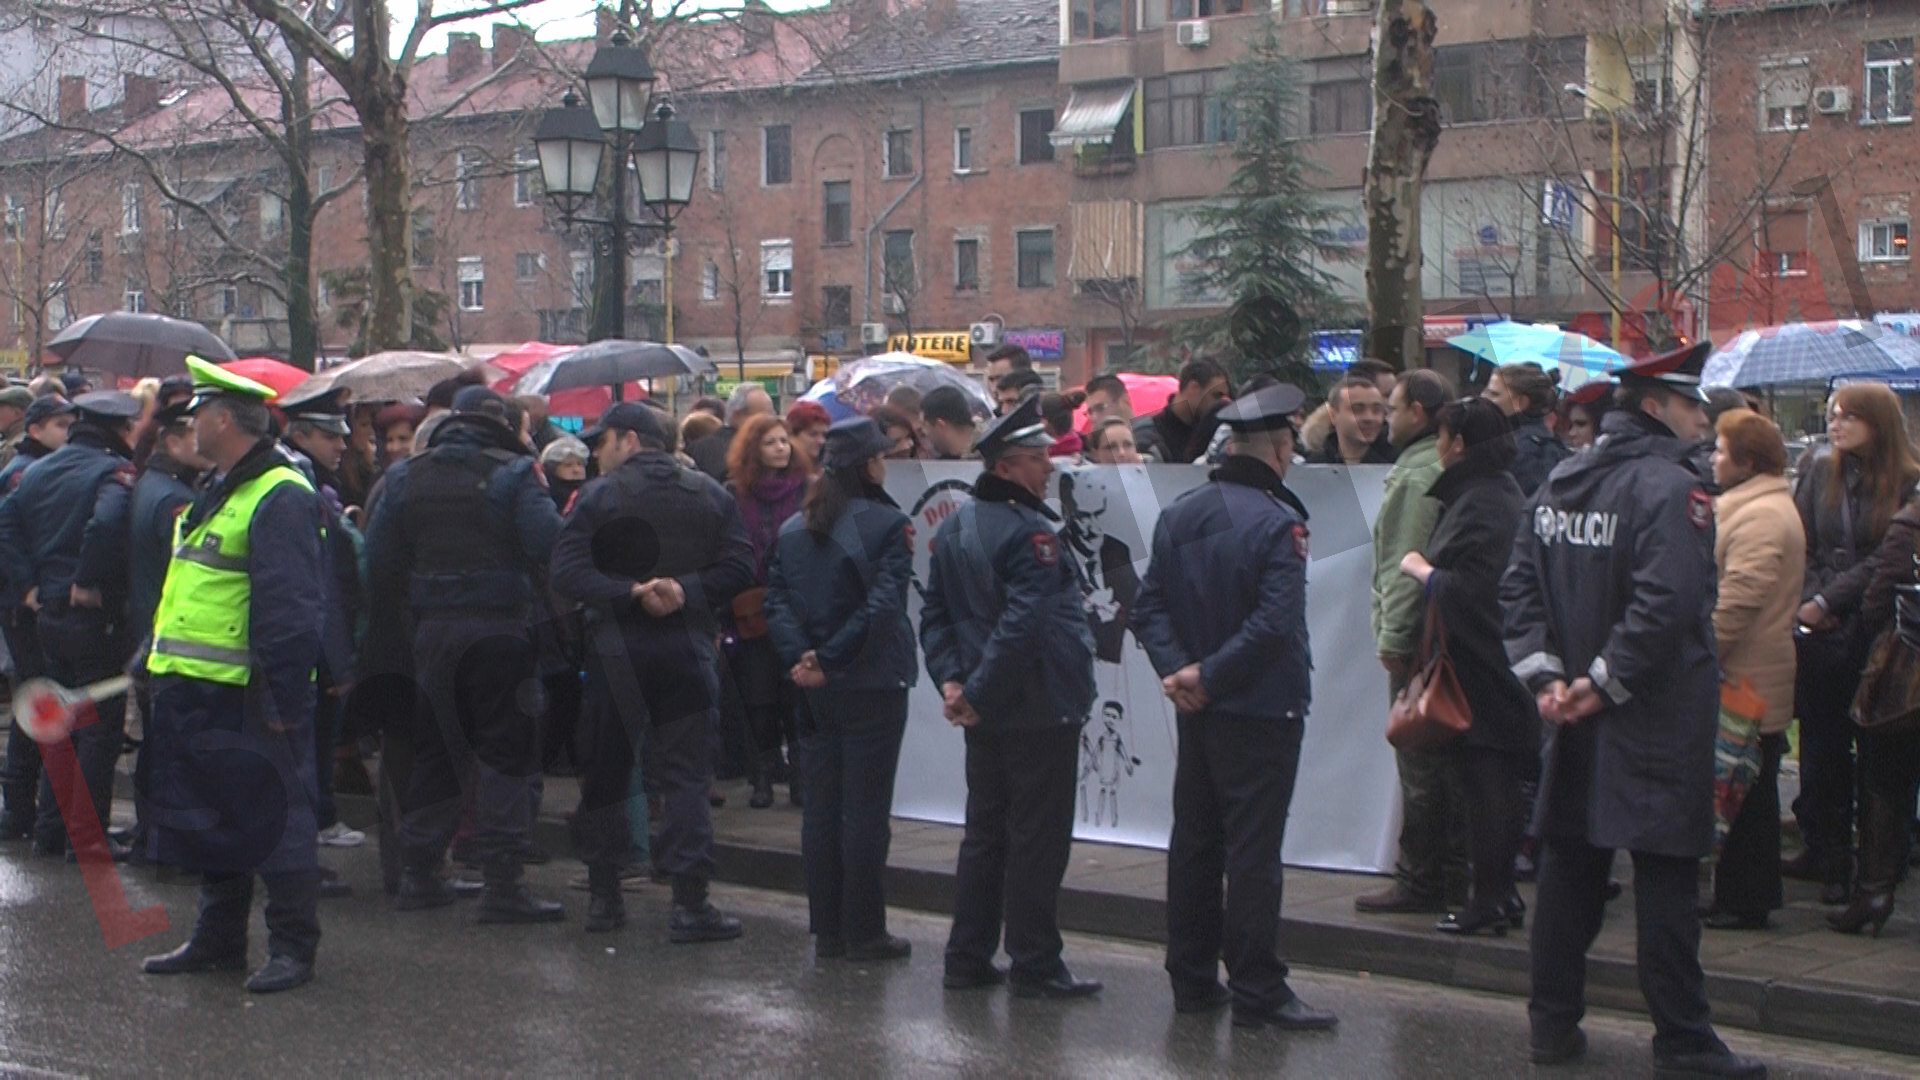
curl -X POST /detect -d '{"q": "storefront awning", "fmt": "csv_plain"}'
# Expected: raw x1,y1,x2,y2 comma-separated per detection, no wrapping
1051,83,1135,148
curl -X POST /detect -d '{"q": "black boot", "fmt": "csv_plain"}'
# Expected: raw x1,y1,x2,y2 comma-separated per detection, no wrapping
669,876,741,943
1831,791,1902,937
585,865,626,933
394,867,457,911
143,939,247,975
478,871,566,924
749,757,774,810
245,954,314,994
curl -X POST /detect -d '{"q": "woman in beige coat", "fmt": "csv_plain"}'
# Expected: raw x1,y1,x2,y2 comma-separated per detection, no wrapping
1702,411,1806,930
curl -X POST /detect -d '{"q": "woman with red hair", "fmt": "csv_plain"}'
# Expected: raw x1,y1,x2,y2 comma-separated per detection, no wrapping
728,414,812,808
786,401,832,474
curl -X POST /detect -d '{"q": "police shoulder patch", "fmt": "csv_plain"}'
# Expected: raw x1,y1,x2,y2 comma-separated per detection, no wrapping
1030,531,1059,567
111,464,135,487
1289,522,1310,561
1687,488,1713,530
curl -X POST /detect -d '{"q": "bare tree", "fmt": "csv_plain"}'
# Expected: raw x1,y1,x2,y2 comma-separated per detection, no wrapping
1364,0,1440,371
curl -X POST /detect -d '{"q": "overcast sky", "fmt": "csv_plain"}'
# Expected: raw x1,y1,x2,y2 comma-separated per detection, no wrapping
408,0,819,53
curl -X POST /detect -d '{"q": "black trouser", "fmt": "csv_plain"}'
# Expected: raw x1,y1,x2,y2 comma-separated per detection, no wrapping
1456,746,1528,917
312,667,343,832
735,637,796,777
800,688,908,945
193,869,321,964
1793,631,1864,883
1858,727,1920,893
1530,840,1720,1058
398,616,542,884
1388,676,1470,902
573,619,718,893
1166,712,1304,1010
1712,733,1786,918
945,724,1078,982
33,604,129,853
1,608,45,827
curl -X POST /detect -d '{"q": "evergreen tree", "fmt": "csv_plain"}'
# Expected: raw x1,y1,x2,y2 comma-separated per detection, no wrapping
1164,20,1354,387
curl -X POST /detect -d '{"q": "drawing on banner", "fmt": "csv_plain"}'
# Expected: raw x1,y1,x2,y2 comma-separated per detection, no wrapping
906,478,974,605
1059,471,1139,662
1079,701,1141,827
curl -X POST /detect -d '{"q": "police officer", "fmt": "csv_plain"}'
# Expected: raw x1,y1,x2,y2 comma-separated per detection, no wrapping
0,389,141,860
1502,345,1765,1078
0,395,76,838
0,384,33,472
919,395,1100,999
1130,385,1338,1031
366,386,564,922
550,402,754,938
140,358,326,994
281,390,366,863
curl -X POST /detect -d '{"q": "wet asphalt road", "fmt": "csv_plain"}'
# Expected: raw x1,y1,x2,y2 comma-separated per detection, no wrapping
0,844,1913,1079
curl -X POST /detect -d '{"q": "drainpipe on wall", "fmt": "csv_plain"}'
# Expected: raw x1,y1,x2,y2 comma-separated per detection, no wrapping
863,96,928,322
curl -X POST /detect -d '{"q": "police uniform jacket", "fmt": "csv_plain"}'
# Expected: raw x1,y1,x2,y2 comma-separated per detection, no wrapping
287,449,363,684
548,449,754,633
1500,409,1719,858
128,453,199,641
0,437,55,494
0,425,133,613
1131,455,1312,720
765,488,918,692
919,472,1096,729
364,414,561,621
1508,411,1571,498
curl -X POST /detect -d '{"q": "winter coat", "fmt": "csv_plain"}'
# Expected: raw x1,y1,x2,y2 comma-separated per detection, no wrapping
766,489,919,693
1859,498,1920,639
1306,429,1398,466
1371,433,1443,658
1501,409,1719,858
1424,456,1539,756
1713,473,1805,734
1793,442,1916,625
1507,411,1571,498
0,425,134,612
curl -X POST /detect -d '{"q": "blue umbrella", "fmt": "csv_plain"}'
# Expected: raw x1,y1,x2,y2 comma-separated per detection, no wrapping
799,379,859,421
1702,320,1920,389
1447,320,1629,392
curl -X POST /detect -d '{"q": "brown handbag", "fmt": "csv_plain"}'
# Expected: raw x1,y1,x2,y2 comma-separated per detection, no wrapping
1387,604,1473,751
731,586,770,640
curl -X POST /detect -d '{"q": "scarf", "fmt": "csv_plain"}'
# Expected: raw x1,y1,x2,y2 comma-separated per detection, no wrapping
737,469,809,571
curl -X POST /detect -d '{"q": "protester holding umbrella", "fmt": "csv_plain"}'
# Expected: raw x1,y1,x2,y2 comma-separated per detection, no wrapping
766,418,918,962
728,413,812,809
1788,383,1920,905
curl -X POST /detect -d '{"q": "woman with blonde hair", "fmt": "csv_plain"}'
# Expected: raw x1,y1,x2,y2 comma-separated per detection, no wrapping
1789,382,1920,904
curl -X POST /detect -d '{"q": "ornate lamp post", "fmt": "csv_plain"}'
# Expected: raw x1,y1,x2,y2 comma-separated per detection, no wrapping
629,100,698,343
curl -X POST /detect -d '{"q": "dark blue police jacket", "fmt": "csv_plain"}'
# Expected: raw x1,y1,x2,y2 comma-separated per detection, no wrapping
0,425,133,611
1131,454,1312,720
127,454,199,642
919,472,1095,729
765,487,919,693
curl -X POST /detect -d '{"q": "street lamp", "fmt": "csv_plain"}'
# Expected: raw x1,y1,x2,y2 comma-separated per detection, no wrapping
1566,82,1623,351
631,100,699,343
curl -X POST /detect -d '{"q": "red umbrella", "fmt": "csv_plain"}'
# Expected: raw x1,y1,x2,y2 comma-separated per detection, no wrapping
222,357,310,401
486,341,646,418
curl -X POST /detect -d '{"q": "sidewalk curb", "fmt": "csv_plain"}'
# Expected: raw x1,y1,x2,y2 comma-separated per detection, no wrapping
336,793,1920,1058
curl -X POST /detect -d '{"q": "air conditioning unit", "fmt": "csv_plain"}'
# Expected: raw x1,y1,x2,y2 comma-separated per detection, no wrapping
1175,20,1210,48
968,321,1001,347
859,322,888,346
883,293,907,315
1813,86,1850,115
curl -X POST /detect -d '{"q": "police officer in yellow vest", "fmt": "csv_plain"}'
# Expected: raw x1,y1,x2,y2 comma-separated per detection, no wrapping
140,357,327,995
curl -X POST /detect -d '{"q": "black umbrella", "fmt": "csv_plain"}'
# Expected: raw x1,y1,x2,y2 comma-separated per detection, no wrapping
45,312,236,377
509,339,714,399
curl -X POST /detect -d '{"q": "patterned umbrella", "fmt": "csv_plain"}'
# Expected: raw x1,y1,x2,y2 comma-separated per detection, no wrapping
812,352,992,420
1447,320,1628,392
1702,320,1920,389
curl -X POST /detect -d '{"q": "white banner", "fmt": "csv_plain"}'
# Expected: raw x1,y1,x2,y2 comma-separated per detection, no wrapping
885,462,1400,874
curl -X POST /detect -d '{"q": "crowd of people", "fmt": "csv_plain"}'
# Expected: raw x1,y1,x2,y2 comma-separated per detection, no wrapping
1,333,1914,1076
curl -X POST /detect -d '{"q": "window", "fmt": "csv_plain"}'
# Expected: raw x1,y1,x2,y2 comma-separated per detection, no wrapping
1016,229,1055,288
1631,52,1673,118
412,213,436,269
2,195,21,242
883,229,915,294
570,251,593,306
456,150,481,209
1143,71,1236,149
1865,39,1914,123
458,256,485,310
821,285,852,328
121,182,141,234
1434,38,1580,125
1070,0,1124,40
1760,59,1811,131
84,232,102,283
763,125,792,185
762,239,793,298
701,261,720,301
43,191,65,240
709,131,727,192
884,129,915,178
1169,0,1246,16
1615,167,1671,272
315,277,330,311
1019,109,1056,164
515,251,542,281
954,237,980,291
218,285,239,317
316,165,334,194
513,147,537,206
823,181,851,244
124,280,147,313
954,126,974,173
1860,219,1910,262
1759,208,1809,276
1310,78,1371,134
259,193,284,240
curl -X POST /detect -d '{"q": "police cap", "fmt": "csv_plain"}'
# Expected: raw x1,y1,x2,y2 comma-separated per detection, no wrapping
579,401,666,447
73,390,141,422
1617,342,1711,404
58,370,92,397
973,394,1052,460
1214,383,1307,435
22,395,74,428
282,386,352,436
184,355,276,413
823,416,895,472
0,386,32,411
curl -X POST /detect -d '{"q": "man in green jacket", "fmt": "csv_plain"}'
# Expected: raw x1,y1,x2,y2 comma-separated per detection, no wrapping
1357,367,1471,916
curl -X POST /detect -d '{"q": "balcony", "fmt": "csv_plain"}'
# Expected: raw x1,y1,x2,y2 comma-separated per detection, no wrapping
1074,143,1138,177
